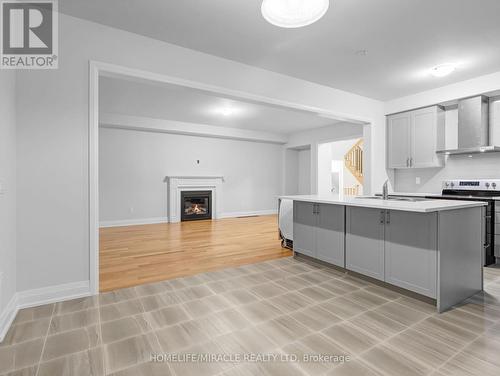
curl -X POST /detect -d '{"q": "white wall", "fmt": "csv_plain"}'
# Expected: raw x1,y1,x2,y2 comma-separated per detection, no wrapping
0,71,16,325
15,14,385,292
99,128,283,224
297,149,311,195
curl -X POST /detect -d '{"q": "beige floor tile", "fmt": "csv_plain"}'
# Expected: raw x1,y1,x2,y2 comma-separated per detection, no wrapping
0,338,44,373
462,335,500,367
145,305,190,329
323,322,379,353
259,268,293,281
107,361,172,376
49,308,99,335
256,316,310,347
101,315,151,344
349,311,406,340
182,299,214,318
230,327,277,353
344,290,389,309
207,280,243,294
99,288,138,306
413,316,479,350
249,282,288,299
319,279,361,295
341,275,371,288
363,285,402,300
177,274,206,287
134,281,170,297
221,289,258,305
362,345,430,376
258,361,306,376
280,263,316,275
103,333,161,374
195,309,251,337
267,291,314,312
176,285,214,302
319,297,367,319
386,328,457,369
167,340,228,376
300,333,350,358
326,359,382,376
290,305,342,331
373,301,429,326
439,351,500,376
282,341,329,375
37,347,104,376
274,276,314,291
99,299,144,323
42,325,100,361
437,308,495,333
396,296,437,314
54,297,97,315
155,320,209,351
297,286,337,302
453,300,500,322
199,294,233,312
139,294,170,312
1,319,50,346
299,271,334,285
236,300,282,323
12,304,54,325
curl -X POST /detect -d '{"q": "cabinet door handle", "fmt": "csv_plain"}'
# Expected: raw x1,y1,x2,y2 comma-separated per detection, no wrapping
316,204,320,215
386,210,391,224
380,210,385,224
410,157,413,167
406,157,409,167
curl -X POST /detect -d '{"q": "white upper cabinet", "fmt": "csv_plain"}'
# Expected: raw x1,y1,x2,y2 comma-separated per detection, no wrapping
387,112,411,169
387,106,445,169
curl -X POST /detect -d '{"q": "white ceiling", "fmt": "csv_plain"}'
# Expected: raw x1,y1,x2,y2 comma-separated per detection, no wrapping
99,77,340,134
61,0,500,100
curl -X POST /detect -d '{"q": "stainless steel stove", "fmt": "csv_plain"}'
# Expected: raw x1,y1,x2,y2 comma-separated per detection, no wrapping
427,179,500,266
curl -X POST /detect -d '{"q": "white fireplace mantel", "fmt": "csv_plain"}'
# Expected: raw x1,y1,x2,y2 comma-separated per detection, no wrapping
166,176,224,223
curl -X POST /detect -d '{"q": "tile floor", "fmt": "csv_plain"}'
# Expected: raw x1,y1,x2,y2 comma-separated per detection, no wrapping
1,257,500,376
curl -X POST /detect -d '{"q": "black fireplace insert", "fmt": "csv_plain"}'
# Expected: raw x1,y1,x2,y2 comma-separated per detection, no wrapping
181,191,212,221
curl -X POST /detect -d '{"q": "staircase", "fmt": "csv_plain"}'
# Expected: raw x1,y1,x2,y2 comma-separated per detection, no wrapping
344,139,363,185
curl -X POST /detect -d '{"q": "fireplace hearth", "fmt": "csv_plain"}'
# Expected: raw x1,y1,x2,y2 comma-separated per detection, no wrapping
181,191,212,221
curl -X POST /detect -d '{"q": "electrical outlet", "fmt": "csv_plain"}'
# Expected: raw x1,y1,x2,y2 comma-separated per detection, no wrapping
416,177,421,185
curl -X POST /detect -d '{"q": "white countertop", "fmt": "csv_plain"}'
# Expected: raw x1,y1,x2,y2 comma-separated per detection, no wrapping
386,192,500,200
279,195,487,213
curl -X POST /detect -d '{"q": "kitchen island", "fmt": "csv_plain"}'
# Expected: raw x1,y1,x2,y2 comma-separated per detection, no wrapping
280,195,487,312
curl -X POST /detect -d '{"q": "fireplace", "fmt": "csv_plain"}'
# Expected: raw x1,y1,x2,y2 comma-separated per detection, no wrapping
181,191,212,221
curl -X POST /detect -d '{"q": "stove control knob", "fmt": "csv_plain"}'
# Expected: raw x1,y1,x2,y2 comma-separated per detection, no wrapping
492,182,497,189
450,182,455,187
486,182,491,188
445,182,450,187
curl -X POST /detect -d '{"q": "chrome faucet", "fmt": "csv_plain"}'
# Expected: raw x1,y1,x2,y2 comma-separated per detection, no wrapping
382,180,389,200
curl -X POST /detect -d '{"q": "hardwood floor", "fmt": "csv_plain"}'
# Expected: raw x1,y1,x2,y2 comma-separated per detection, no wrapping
99,215,291,292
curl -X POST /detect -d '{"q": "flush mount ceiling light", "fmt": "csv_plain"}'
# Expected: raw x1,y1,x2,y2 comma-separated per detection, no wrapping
430,63,457,77
215,107,235,116
261,0,330,28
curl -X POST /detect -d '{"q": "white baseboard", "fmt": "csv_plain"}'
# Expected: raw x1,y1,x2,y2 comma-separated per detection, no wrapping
100,211,277,228
16,280,91,310
219,209,277,218
0,293,18,342
100,217,169,228
0,280,91,342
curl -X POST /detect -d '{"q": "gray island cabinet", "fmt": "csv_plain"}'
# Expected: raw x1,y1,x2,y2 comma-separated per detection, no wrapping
282,195,486,313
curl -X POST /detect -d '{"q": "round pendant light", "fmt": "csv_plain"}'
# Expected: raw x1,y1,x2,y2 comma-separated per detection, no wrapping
261,0,330,28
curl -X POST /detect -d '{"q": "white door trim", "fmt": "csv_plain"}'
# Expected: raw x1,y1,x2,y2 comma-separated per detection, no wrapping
88,60,374,294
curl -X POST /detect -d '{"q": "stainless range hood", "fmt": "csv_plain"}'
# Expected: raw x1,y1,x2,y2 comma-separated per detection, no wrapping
437,95,500,155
